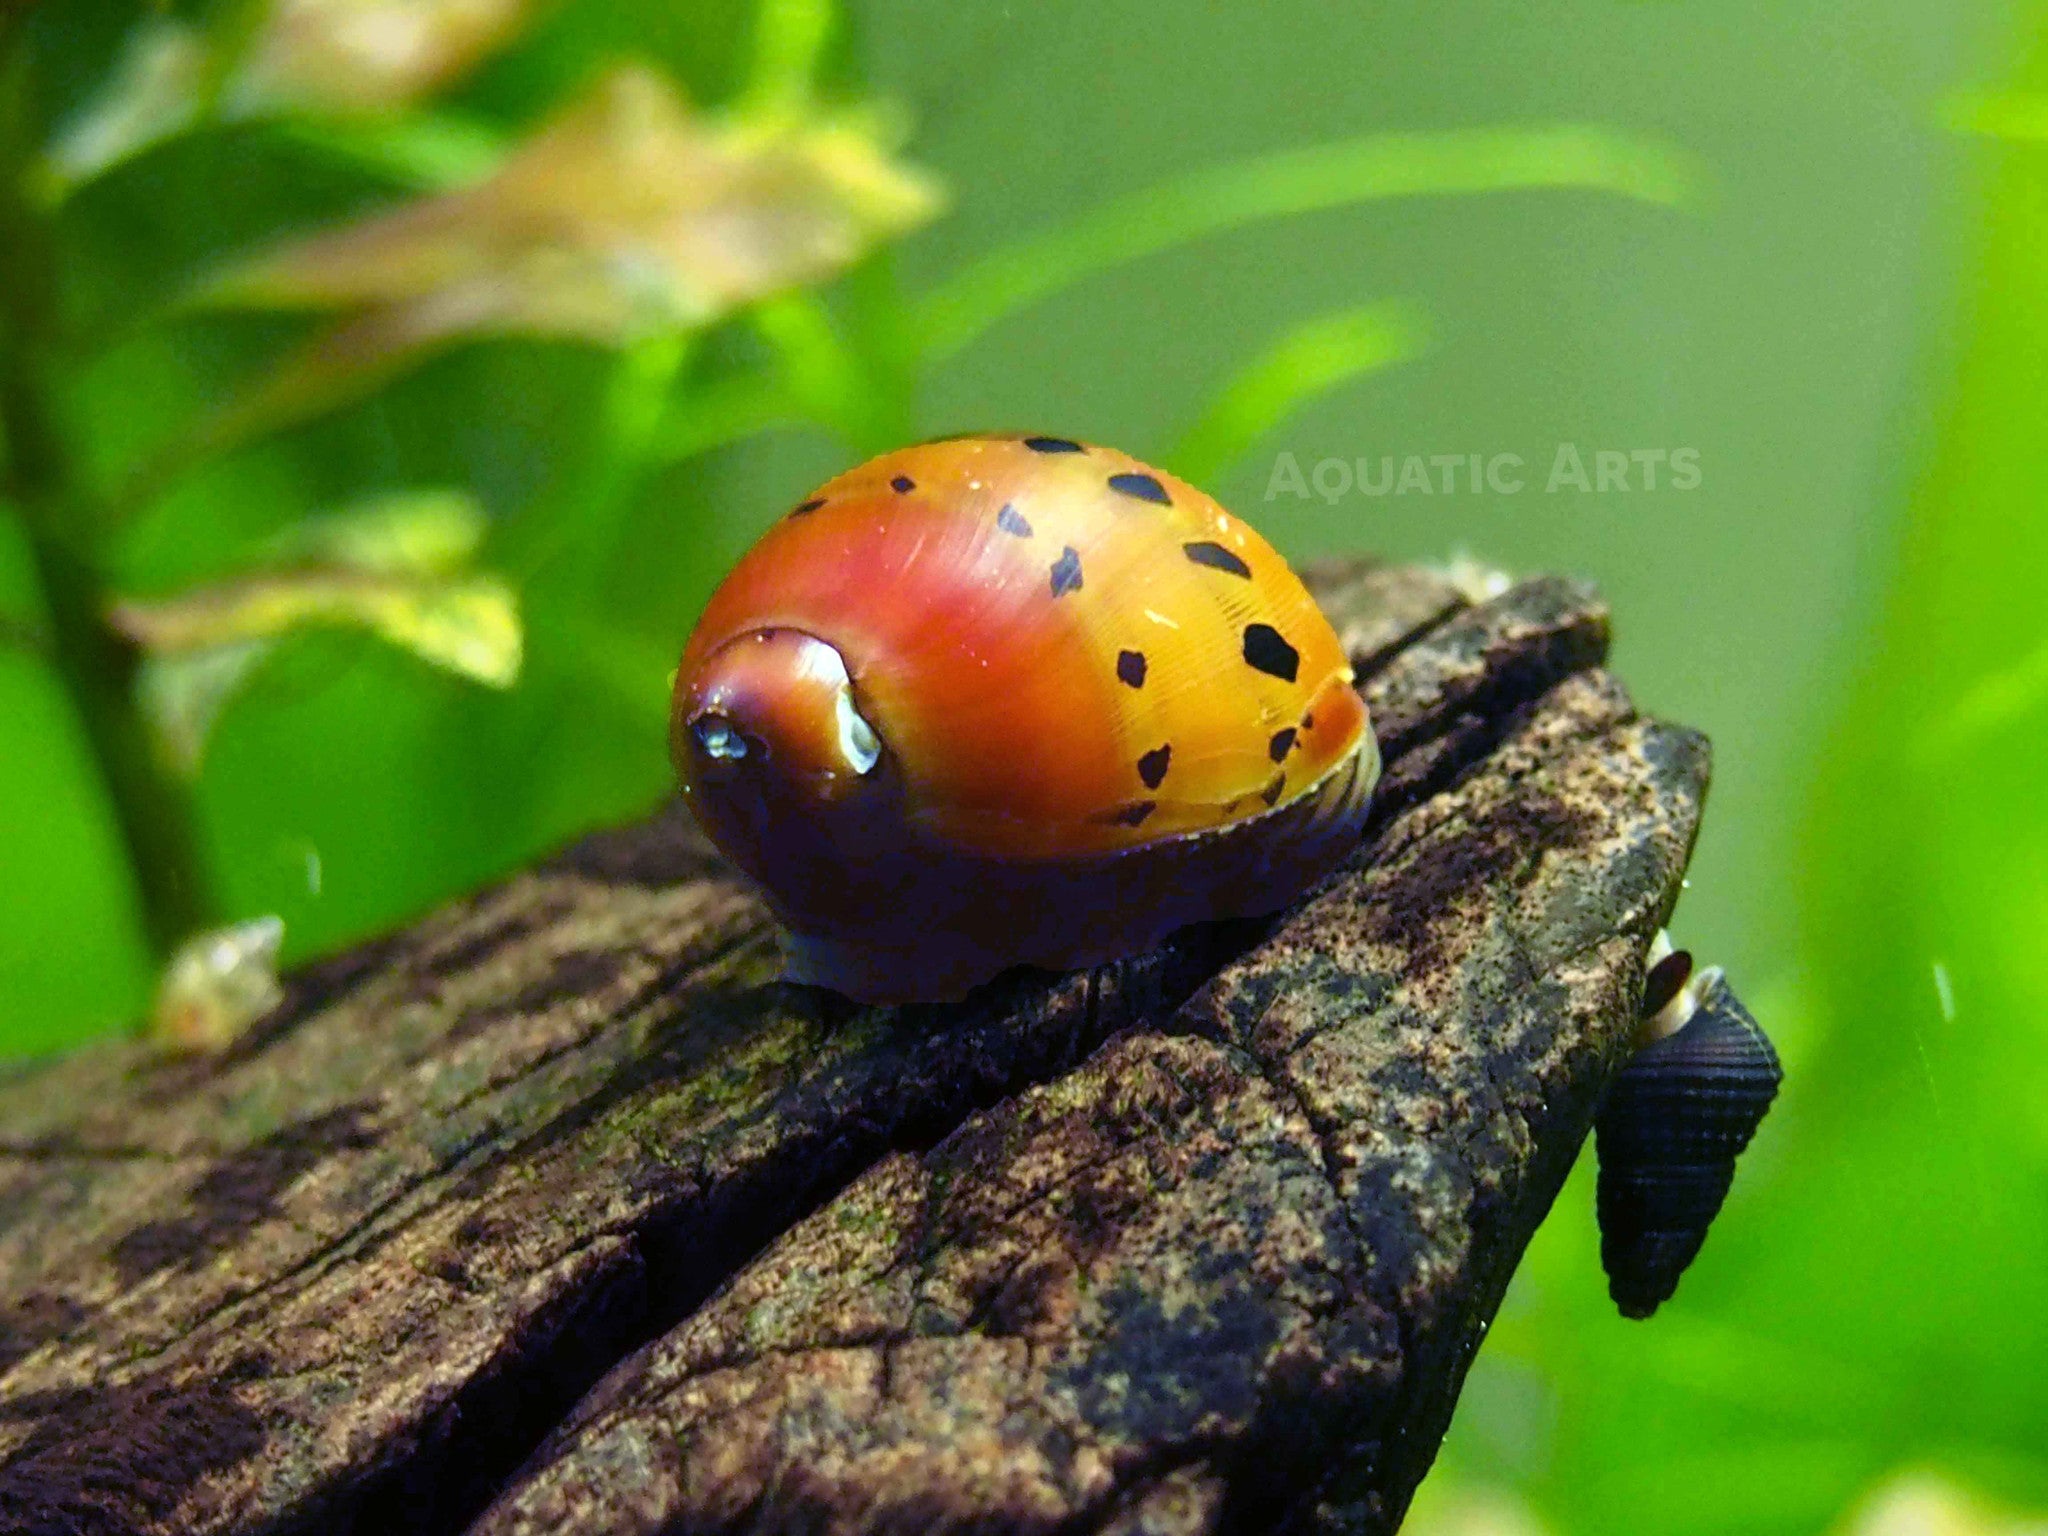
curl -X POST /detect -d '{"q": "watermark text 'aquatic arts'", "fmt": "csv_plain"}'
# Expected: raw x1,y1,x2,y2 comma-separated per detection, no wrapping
1264,445,1701,503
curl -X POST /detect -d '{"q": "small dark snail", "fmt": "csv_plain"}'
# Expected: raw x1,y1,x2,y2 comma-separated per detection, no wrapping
669,435,1379,1003
1594,935,1783,1318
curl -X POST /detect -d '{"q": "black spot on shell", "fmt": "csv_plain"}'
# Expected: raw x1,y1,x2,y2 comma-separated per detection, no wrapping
790,498,825,516
1100,801,1156,826
1024,436,1085,454
1243,623,1300,682
1268,728,1298,762
1137,745,1171,789
1303,711,1316,730
1260,772,1287,807
1108,471,1171,505
1050,546,1084,597
997,504,1033,537
1116,650,1147,688
891,475,916,493
1184,541,1251,578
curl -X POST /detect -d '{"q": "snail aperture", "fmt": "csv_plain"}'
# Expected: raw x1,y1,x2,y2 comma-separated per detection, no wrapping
670,434,1380,1003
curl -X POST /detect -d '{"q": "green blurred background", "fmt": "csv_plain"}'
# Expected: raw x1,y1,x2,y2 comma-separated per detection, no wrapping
4,0,2045,1531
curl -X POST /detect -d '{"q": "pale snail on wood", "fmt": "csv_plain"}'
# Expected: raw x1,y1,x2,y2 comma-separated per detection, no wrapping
1594,930,1784,1318
151,915,287,1054
668,434,1381,1004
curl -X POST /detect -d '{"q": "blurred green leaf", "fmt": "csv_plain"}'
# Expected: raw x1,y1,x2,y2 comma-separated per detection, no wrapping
1943,91,2048,140
559,615,680,728
39,19,208,199
1402,1482,1552,1536
913,124,1696,364
226,0,538,118
0,610,47,657
1170,301,1424,487
266,486,489,576
651,370,802,466
114,572,520,684
507,328,692,601
37,0,531,202
751,290,883,448
271,108,509,189
161,302,501,484
743,0,838,117
189,65,941,449
136,638,274,774
1834,1470,2048,1536
113,490,520,769
1911,631,2048,768
1808,38,2048,1174
349,574,521,684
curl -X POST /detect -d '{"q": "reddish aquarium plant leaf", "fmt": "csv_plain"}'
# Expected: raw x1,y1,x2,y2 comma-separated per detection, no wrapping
114,573,521,683
230,0,539,117
40,0,535,199
197,66,940,438
111,490,520,771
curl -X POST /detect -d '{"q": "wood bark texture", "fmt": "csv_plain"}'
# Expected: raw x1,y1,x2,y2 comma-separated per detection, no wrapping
0,561,1710,1536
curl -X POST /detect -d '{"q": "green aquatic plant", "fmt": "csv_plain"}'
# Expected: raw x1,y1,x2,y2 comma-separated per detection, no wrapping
1413,17,2048,1535
0,0,1688,1053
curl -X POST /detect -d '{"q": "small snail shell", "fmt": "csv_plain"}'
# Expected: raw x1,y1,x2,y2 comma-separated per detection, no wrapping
1594,949,1783,1318
670,435,1379,1003
151,915,286,1054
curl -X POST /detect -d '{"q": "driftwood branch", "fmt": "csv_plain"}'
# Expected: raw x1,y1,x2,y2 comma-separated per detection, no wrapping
0,561,1707,1536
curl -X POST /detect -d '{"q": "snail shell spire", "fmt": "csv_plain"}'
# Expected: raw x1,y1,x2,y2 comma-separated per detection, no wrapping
1594,963,1783,1319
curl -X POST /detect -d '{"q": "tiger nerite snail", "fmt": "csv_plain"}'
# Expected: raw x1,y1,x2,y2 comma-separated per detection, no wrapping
1594,935,1784,1317
669,434,1379,1003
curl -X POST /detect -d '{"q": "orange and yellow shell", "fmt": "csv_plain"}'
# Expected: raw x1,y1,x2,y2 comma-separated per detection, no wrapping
671,435,1379,1002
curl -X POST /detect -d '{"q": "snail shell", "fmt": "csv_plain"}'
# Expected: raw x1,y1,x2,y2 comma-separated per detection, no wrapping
151,916,286,1054
670,435,1379,1003
1595,959,1782,1318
